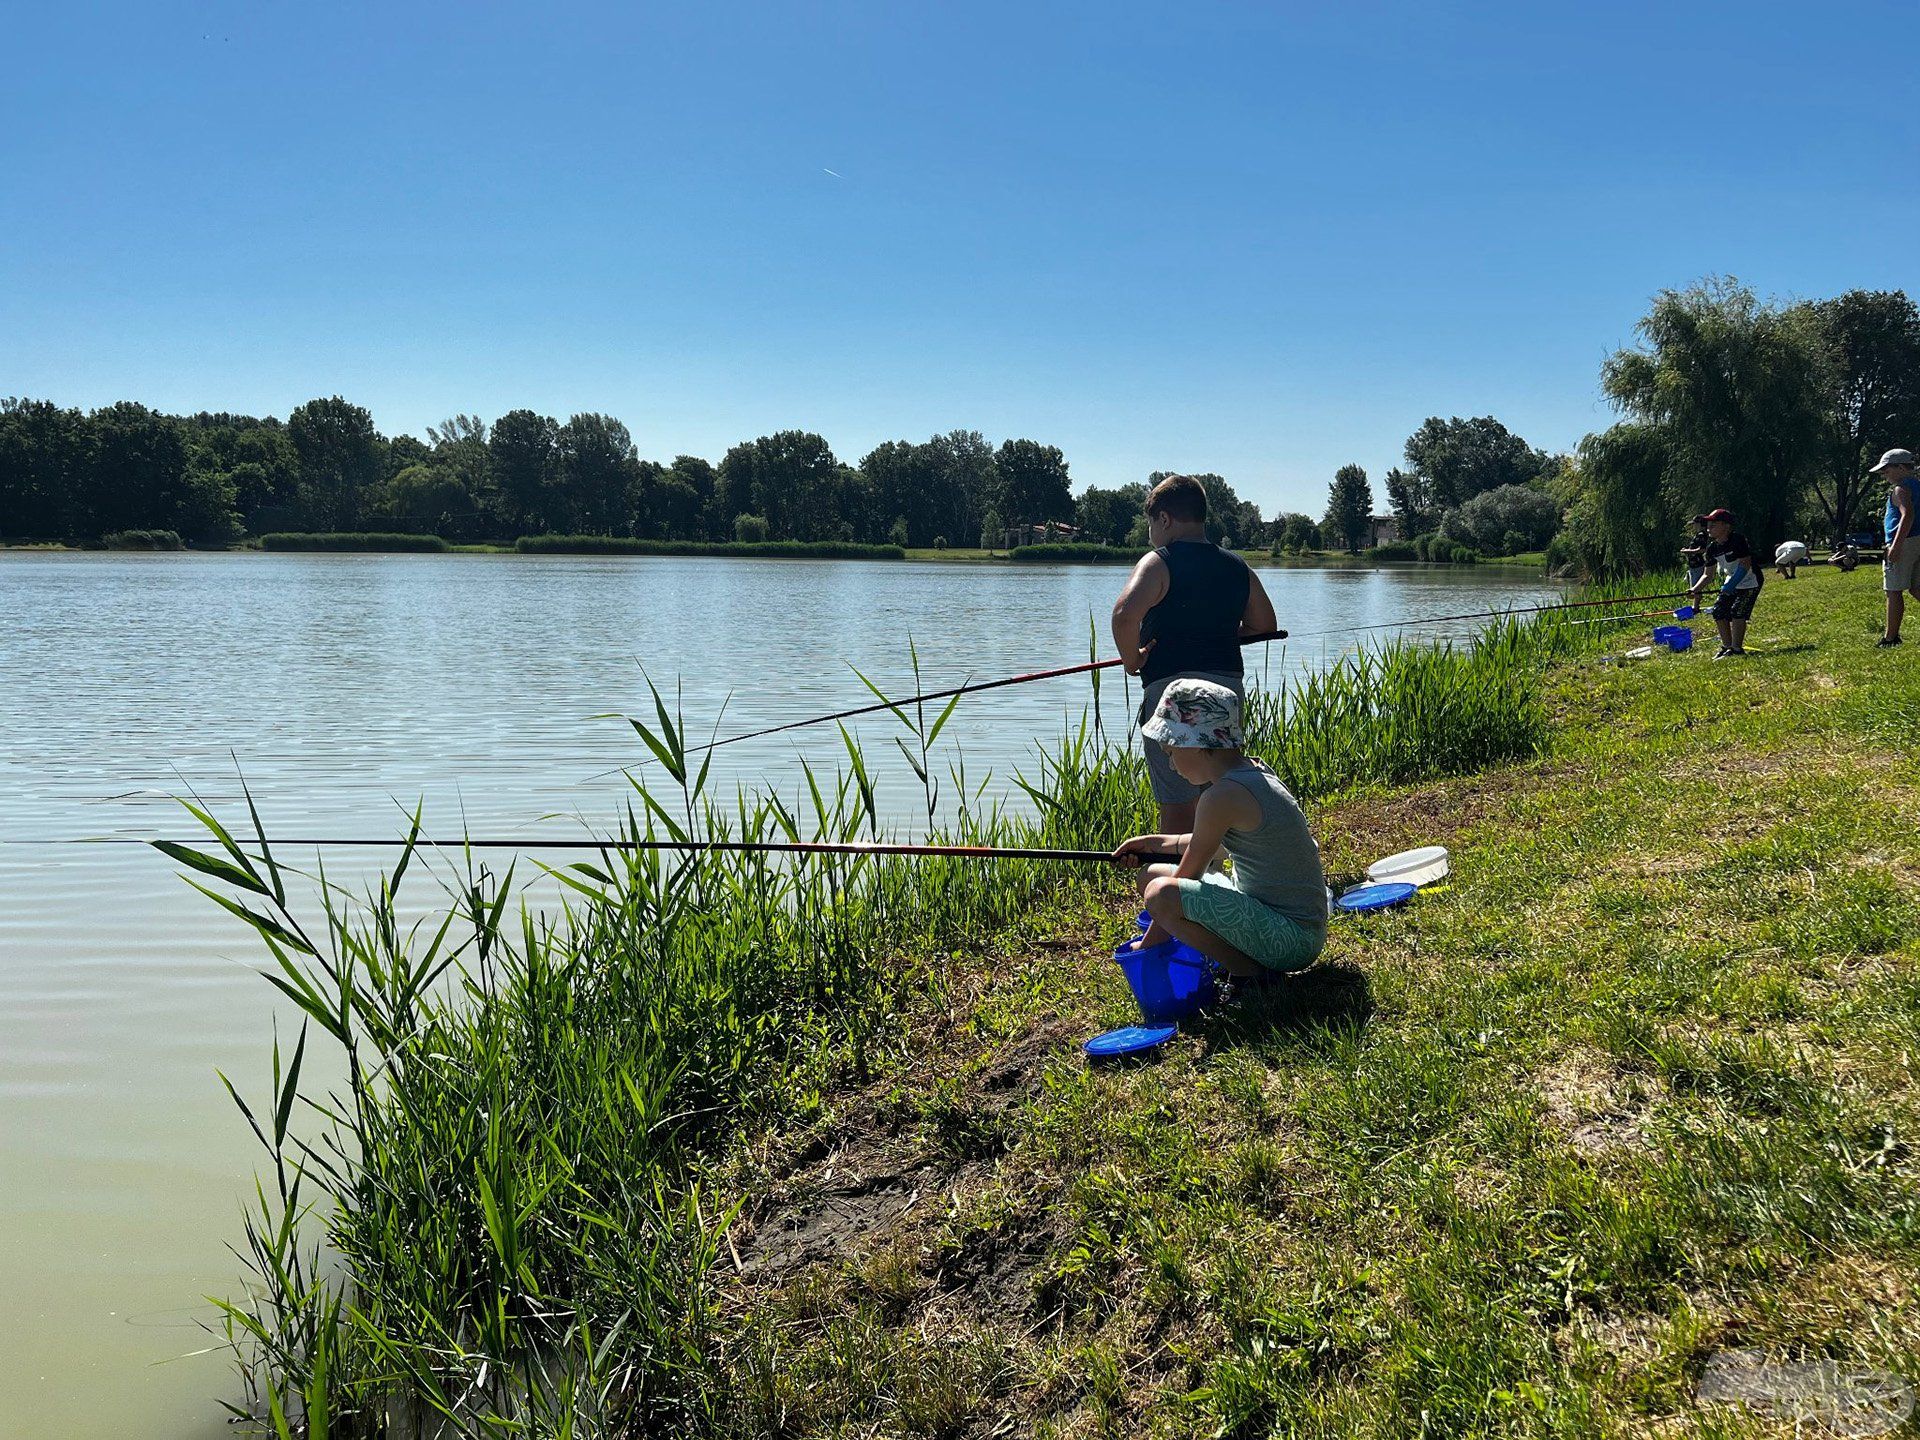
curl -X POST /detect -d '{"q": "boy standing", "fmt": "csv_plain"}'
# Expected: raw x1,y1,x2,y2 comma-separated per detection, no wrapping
1111,475,1278,834
1687,507,1761,659
1113,680,1326,978
1874,448,1919,647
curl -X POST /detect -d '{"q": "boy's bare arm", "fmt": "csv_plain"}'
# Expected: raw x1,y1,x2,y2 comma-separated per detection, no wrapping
1111,552,1170,673
1241,569,1278,635
1174,782,1256,880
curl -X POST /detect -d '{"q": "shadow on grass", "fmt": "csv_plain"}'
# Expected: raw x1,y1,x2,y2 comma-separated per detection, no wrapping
1192,960,1375,1055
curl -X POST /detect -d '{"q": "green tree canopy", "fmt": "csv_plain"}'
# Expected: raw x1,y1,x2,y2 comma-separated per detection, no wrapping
1403,416,1552,510
994,439,1073,524
1439,483,1560,554
1323,463,1373,553
557,413,642,536
1804,289,1920,541
719,431,844,542
1561,424,1678,577
489,409,562,536
1075,482,1147,547
1383,465,1438,536
88,402,196,536
1272,511,1321,552
1603,277,1829,546
289,397,382,531
0,398,92,538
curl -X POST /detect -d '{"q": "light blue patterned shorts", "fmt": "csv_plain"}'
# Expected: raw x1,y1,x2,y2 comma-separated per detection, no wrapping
1173,872,1325,972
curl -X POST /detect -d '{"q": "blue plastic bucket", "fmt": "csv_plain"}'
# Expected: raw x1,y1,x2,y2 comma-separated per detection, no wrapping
1653,625,1693,652
1136,909,1152,932
1113,937,1216,1021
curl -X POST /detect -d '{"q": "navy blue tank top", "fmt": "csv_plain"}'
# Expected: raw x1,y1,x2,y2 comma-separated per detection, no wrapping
1140,540,1251,685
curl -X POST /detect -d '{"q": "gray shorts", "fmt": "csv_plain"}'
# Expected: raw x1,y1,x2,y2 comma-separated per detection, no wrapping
1886,540,1920,592
1137,670,1244,804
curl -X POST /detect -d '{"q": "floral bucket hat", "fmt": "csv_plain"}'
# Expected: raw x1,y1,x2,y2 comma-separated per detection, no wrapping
1141,679,1244,749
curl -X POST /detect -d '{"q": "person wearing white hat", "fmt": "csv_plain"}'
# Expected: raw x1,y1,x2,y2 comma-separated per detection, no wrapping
1874,448,1920,647
1111,679,1326,980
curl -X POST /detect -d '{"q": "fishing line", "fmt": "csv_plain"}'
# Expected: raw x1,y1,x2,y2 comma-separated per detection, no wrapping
134,837,1177,863
1278,589,1695,642
579,627,1289,781
575,590,1689,779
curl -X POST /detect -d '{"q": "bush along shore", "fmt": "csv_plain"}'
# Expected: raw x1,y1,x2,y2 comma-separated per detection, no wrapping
515,535,908,559
259,531,451,552
176,565,1920,1437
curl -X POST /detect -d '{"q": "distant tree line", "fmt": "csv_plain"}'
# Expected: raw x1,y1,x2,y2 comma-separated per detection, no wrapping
0,397,1341,556
0,401,1094,549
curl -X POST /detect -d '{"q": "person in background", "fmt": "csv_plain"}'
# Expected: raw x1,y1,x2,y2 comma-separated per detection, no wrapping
1687,507,1761,659
1111,474,1278,835
1113,679,1326,982
1682,516,1711,590
1773,539,1807,580
1874,448,1920,647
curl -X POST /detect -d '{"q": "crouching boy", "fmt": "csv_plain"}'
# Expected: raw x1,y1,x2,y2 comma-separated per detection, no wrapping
1112,679,1326,978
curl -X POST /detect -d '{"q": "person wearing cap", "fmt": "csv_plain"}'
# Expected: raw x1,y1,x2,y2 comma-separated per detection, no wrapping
1112,475,1279,836
1686,508,1761,658
1873,448,1920,647
1111,679,1326,980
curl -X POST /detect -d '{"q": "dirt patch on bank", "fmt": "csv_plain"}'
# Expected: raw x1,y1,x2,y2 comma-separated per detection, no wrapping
1536,1046,1660,1156
1316,760,1576,869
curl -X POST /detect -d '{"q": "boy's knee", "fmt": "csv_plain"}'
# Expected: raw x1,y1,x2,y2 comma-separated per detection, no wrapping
1143,876,1184,920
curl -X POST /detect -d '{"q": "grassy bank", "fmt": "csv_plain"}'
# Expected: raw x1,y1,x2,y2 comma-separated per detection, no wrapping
177,566,1919,1436
707,566,1920,1437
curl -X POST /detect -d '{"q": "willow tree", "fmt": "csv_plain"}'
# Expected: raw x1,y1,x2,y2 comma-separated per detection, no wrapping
1562,423,1677,577
1804,289,1920,542
1602,278,1829,546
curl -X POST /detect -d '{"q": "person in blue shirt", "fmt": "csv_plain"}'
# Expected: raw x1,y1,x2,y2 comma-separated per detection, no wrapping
1873,448,1920,647
1686,508,1761,659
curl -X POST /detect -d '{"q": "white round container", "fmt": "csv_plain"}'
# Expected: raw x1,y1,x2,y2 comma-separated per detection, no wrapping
1366,845,1450,888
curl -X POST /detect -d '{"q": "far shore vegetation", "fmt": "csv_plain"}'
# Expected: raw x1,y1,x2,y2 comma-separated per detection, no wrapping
10,279,1917,577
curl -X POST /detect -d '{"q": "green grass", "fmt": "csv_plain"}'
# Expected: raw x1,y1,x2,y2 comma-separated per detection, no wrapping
171,568,1920,1437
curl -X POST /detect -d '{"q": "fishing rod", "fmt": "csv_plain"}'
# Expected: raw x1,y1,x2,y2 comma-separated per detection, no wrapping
1567,603,1697,627
144,836,1178,864
585,628,1289,779
1290,589,1697,641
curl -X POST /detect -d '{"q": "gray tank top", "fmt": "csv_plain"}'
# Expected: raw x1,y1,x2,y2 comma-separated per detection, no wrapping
1218,760,1326,932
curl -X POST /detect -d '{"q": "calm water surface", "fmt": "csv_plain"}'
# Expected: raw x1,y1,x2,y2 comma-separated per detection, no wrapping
0,552,1559,1438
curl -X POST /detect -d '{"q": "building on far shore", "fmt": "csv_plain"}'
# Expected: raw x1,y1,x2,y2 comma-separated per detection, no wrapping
1367,515,1399,547
1002,520,1083,548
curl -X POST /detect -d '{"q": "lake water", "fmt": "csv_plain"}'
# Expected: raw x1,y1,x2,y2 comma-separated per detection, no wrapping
0,551,1559,1438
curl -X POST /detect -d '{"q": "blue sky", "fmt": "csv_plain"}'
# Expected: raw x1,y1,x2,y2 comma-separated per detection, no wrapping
4,0,1916,516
